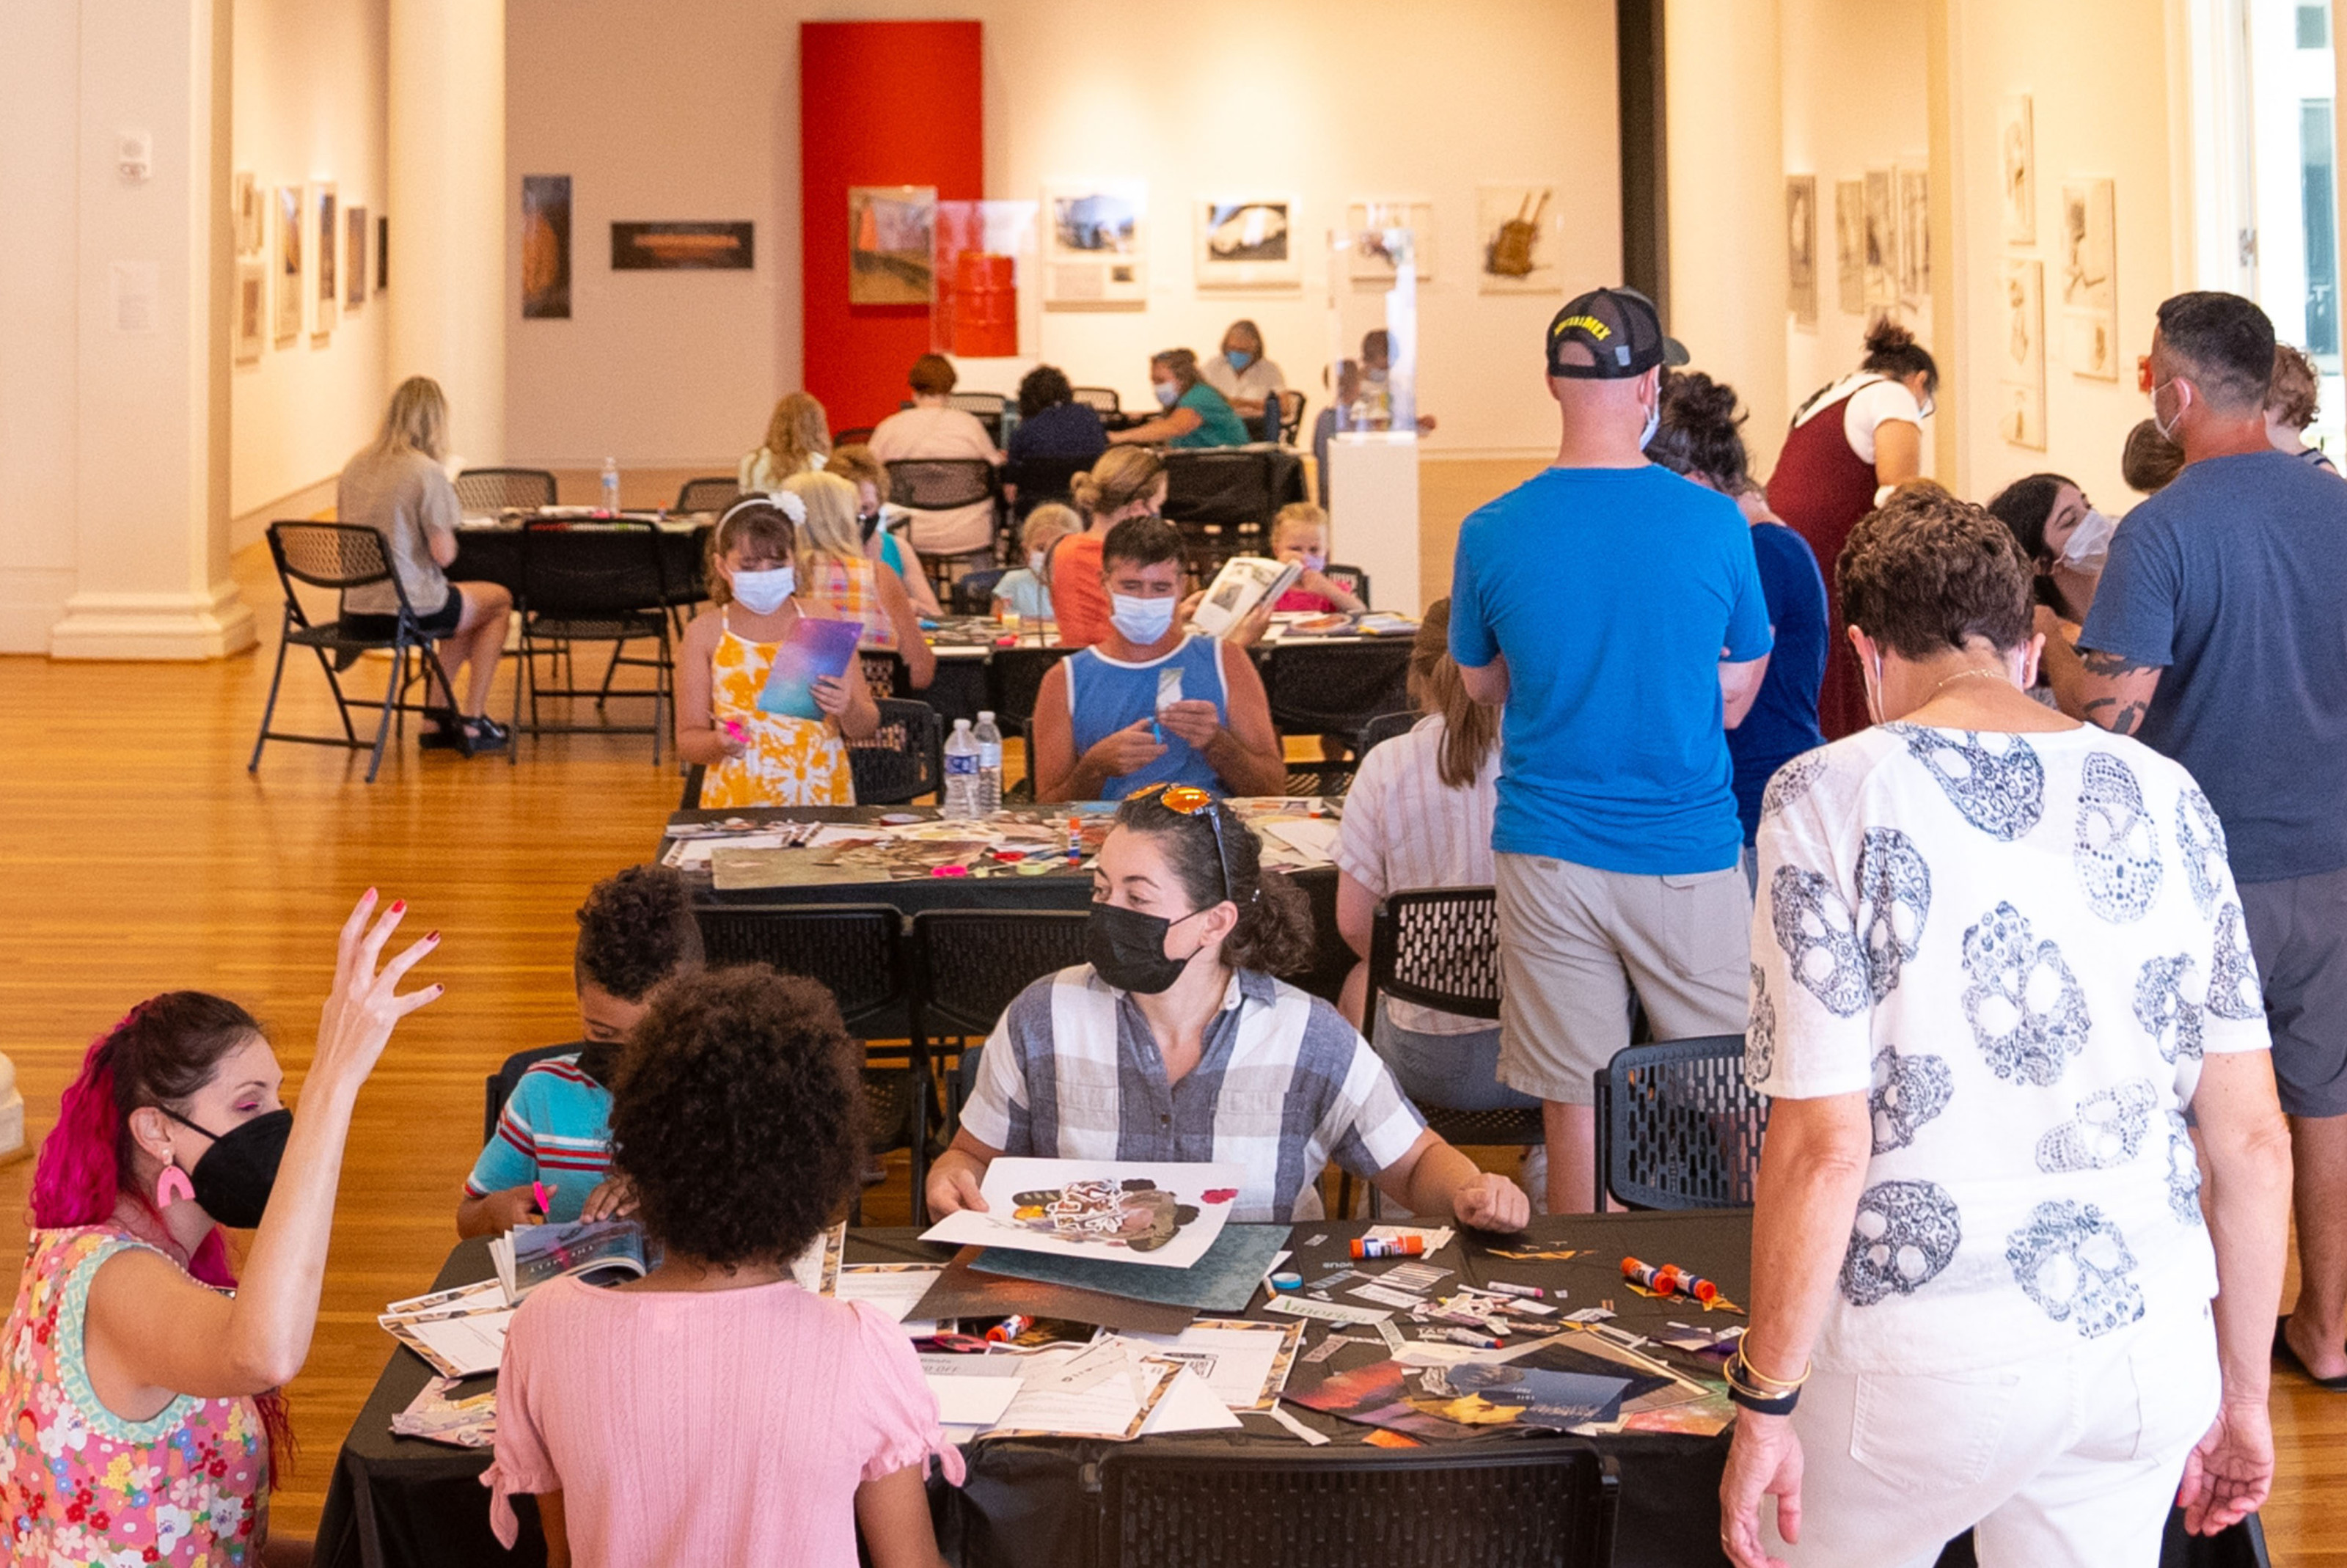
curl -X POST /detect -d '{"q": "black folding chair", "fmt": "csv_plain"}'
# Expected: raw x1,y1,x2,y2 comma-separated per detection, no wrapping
1003,454,1092,519
1070,386,1121,414
1358,708,1418,756
860,648,910,704
674,476,740,513
454,467,557,513
510,523,672,764
483,1044,588,1143
950,568,1008,616
248,521,464,783
988,645,1072,802
1275,389,1307,445
691,904,923,1219
1324,563,1371,609
678,762,704,810
1593,1034,1768,1210
1263,641,1413,750
1162,449,1280,570
1096,1445,1618,1568
849,698,943,805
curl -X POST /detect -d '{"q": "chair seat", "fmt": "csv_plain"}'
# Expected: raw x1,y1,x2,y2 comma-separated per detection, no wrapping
284,621,406,652
1421,1104,1544,1151
523,612,667,641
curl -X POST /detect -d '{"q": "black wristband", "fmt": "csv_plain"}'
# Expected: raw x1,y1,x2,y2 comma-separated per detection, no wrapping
1726,1381,1801,1415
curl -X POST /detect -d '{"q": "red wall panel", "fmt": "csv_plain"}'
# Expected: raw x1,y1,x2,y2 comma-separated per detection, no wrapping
800,21,984,432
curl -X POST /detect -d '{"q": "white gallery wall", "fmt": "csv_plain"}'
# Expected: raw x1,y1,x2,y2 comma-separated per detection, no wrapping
503,0,1622,470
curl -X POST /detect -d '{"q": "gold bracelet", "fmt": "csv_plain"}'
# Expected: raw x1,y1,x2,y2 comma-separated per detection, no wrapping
1729,1345,1812,1393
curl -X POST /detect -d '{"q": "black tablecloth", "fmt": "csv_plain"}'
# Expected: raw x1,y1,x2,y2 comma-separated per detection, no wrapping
450,522,709,606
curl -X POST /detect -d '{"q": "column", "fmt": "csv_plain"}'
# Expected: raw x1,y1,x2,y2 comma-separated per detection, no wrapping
48,0,255,660
387,0,505,465
1663,0,1791,472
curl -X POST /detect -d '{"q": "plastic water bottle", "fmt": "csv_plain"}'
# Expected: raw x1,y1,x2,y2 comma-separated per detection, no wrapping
973,711,1003,818
943,718,980,820
600,456,620,515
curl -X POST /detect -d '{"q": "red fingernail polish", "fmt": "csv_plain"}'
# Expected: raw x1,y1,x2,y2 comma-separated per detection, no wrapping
390,900,406,914
426,930,440,942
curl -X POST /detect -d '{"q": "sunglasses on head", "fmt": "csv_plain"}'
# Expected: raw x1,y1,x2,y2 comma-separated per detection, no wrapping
1126,782,1234,904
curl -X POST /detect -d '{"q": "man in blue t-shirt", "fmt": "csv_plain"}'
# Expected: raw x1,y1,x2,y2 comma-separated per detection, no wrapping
1450,288,1773,1215
2053,289,2347,1385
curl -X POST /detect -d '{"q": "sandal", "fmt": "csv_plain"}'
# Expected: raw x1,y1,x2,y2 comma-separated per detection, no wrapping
458,717,510,758
418,711,468,751
2273,1316,2347,1390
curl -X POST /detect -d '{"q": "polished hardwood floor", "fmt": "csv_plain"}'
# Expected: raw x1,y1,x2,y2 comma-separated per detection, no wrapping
0,541,2340,1554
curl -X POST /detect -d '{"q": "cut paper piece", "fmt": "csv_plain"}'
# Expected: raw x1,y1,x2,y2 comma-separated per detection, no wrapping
920,1158,1242,1270
1120,1319,1303,1410
926,1371,1022,1426
1260,1403,1333,1445
384,1309,514,1379
970,1222,1288,1311
1140,1363,1245,1435
907,1249,1196,1333
832,1263,941,1324
1265,1295,1394,1327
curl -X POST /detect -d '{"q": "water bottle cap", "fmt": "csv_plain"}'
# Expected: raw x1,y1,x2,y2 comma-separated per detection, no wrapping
978,711,995,722
953,718,971,730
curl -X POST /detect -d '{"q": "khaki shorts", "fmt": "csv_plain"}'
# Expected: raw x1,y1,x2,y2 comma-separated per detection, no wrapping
1493,854,1751,1104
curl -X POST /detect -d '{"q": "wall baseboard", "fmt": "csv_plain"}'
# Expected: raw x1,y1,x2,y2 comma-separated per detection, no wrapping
232,475,340,551
48,581,258,662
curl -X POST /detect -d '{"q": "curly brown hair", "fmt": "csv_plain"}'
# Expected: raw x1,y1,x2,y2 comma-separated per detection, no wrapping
1113,790,1314,975
2269,342,2321,430
609,967,865,1269
575,865,705,1002
1839,488,2034,659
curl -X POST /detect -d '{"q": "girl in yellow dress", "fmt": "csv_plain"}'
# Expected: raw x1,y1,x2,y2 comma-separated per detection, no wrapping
676,494,878,807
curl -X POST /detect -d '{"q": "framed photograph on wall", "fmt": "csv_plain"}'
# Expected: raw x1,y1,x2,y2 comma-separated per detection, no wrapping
1834,179,1865,316
235,258,266,364
274,185,304,342
847,186,936,304
378,213,389,291
609,222,755,270
1042,182,1146,309
2000,257,2047,450
312,182,338,337
232,171,263,257
1475,184,1560,293
1786,175,1817,326
1195,196,1300,290
521,175,572,318
1896,166,1930,304
1344,199,1435,285
2001,95,2036,243
346,206,369,311
1863,168,1898,307
2061,177,2118,380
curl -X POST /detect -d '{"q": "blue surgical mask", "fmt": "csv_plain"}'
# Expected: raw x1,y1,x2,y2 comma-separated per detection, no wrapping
731,566,795,615
1226,349,1255,372
1301,552,1327,573
1154,381,1180,409
1110,593,1176,643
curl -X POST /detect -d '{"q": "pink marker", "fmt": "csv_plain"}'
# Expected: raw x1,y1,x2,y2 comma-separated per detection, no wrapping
723,719,747,744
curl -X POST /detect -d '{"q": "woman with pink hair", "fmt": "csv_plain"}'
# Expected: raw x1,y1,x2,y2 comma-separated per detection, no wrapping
2,892,438,1567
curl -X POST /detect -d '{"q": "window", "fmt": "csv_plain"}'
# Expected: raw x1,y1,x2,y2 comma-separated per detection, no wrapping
2300,1,2332,47
2304,100,2340,356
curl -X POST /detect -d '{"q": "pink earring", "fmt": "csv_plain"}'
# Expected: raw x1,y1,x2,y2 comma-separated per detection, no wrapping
155,1167,194,1209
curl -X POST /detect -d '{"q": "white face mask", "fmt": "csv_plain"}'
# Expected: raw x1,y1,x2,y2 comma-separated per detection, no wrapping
1638,400,1661,451
1154,381,1180,409
1028,549,1047,575
1300,552,1327,572
2150,380,2188,443
731,566,795,615
2059,508,2117,570
1110,592,1176,643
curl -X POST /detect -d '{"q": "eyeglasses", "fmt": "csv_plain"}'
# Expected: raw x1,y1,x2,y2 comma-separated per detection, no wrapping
1126,782,1234,904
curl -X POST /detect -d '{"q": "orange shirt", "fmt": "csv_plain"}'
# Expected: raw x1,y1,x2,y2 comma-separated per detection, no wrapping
1051,532,1110,648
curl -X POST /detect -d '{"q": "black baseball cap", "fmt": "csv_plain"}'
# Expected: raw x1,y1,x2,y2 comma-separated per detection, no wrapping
1545,287,1689,378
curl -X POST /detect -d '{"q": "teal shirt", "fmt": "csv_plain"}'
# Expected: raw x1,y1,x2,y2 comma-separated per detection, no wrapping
1169,383,1251,448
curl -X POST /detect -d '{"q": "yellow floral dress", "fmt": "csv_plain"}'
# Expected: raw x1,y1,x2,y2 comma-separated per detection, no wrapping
702,607,855,808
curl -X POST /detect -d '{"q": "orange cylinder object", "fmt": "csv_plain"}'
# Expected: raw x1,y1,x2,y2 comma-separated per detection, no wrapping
950,250,1017,357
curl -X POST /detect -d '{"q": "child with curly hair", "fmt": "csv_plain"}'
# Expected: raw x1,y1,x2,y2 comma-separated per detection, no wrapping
487,967,960,1568
457,866,703,1236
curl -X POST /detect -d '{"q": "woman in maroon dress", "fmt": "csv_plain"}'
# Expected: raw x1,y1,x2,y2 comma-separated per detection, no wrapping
1765,320,1938,738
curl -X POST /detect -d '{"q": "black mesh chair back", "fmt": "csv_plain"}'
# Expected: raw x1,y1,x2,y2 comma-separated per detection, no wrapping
271,520,396,592
1003,455,1092,518
849,697,943,805
1358,708,1418,756
1324,563,1370,609
860,648,909,703
1594,1034,1769,1210
1264,640,1413,741
1276,389,1307,444
887,458,995,512
987,645,1072,738
1097,1446,1618,1568
455,467,557,513
518,522,665,621
835,425,876,447
912,909,1091,1038
483,1044,590,1143
950,568,1008,616
1071,386,1121,414
1161,450,1276,530
948,391,1008,417
675,476,740,513
693,904,905,1033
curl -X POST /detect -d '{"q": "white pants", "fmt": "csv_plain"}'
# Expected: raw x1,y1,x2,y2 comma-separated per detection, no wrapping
1769,1303,2219,1567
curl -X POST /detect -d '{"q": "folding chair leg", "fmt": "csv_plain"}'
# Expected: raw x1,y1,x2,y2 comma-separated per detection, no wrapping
908,1050,931,1227
247,615,296,772
362,637,402,783
596,640,625,711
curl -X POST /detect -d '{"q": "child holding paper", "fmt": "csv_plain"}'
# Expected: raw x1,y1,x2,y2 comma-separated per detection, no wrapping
458,865,705,1237
1268,503,1365,615
487,967,960,1568
676,495,878,807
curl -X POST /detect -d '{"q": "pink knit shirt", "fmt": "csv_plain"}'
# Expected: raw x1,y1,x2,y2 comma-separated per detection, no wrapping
485,1275,963,1564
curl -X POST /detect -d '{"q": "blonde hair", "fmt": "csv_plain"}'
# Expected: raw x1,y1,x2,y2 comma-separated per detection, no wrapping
1070,447,1165,524
374,375,448,462
707,498,797,607
824,442,885,501
783,469,864,570
758,393,831,479
1409,600,1499,790
1272,502,1327,552
1021,505,1081,582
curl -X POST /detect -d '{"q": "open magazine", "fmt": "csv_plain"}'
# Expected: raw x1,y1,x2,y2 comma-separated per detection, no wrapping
1190,556,1301,640
489,1217,654,1305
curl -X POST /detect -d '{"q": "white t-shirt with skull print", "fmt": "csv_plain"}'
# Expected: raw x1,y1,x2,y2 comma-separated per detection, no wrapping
1748,720,2269,1375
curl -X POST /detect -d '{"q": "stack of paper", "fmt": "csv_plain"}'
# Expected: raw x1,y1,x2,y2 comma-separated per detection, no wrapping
923,1332,1274,1443
391,1377,497,1448
832,1261,944,1337
378,1281,515,1378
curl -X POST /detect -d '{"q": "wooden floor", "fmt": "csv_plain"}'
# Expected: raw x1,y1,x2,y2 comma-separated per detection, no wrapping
0,541,2340,1555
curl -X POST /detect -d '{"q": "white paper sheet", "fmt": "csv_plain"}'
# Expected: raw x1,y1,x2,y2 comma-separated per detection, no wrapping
663,832,788,869
919,1157,1243,1270
1119,1322,1301,1410
397,1310,514,1377
926,1374,1022,1426
1260,818,1341,862
834,1264,942,1324
1139,1364,1244,1435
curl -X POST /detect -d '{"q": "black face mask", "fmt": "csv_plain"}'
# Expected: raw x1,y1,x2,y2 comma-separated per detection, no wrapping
858,508,882,543
163,1107,292,1229
1085,902,1209,994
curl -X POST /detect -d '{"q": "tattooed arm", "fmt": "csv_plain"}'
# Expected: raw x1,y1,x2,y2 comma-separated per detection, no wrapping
2050,641,2165,735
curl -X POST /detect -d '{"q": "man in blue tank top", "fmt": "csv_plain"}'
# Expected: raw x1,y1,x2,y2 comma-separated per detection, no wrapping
1030,516,1286,801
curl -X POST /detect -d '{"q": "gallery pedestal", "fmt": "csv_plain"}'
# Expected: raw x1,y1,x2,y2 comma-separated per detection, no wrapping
1326,433,1421,615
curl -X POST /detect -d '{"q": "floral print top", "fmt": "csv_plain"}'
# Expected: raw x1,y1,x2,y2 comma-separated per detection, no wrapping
3,1226,268,1566
701,609,855,810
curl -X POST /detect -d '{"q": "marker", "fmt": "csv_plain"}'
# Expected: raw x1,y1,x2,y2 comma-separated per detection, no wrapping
1440,1327,1501,1350
1351,1235,1425,1259
985,1314,1033,1344
532,1182,552,1218
1487,1281,1545,1299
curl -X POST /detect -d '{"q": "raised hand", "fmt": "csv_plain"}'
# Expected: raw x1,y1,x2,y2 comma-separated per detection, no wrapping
312,890,442,1095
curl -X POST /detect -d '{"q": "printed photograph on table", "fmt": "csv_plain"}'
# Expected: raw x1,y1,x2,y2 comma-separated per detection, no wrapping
2001,93,2036,243
1475,183,1560,293
1043,182,1146,307
232,170,263,256
234,259,266,364
2001,256,2047,450
345,206,368,310
274,184,304,340
848,185,937,305
1344,199,1436,283
520,175,571,318
610,220,755,271
1897,166,1930,304
1195,197,1300,289
313,182,337,336
920,1157,1242,1270
2061,177,2119,380
1834,177,1866,316
1862,167,1897,308
1785,175,1817,325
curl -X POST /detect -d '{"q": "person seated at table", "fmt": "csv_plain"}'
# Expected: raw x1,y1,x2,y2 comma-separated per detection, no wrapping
488,967,961,1568
788,469,935,691
991,505,1078,623
1269,502,1366,614
1029,516,1286,802
738,391,830,495
340,374,513,755
824,442,941,620
676,497,878,808
6,891,436,1568
1107,349,1252,450
1050,447,1167,649
1349,330,1440,435
1004,364,1108,466
927,786,1532,1229
1201,318,1287,421
868,353,1003,573
458,865,703,1238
